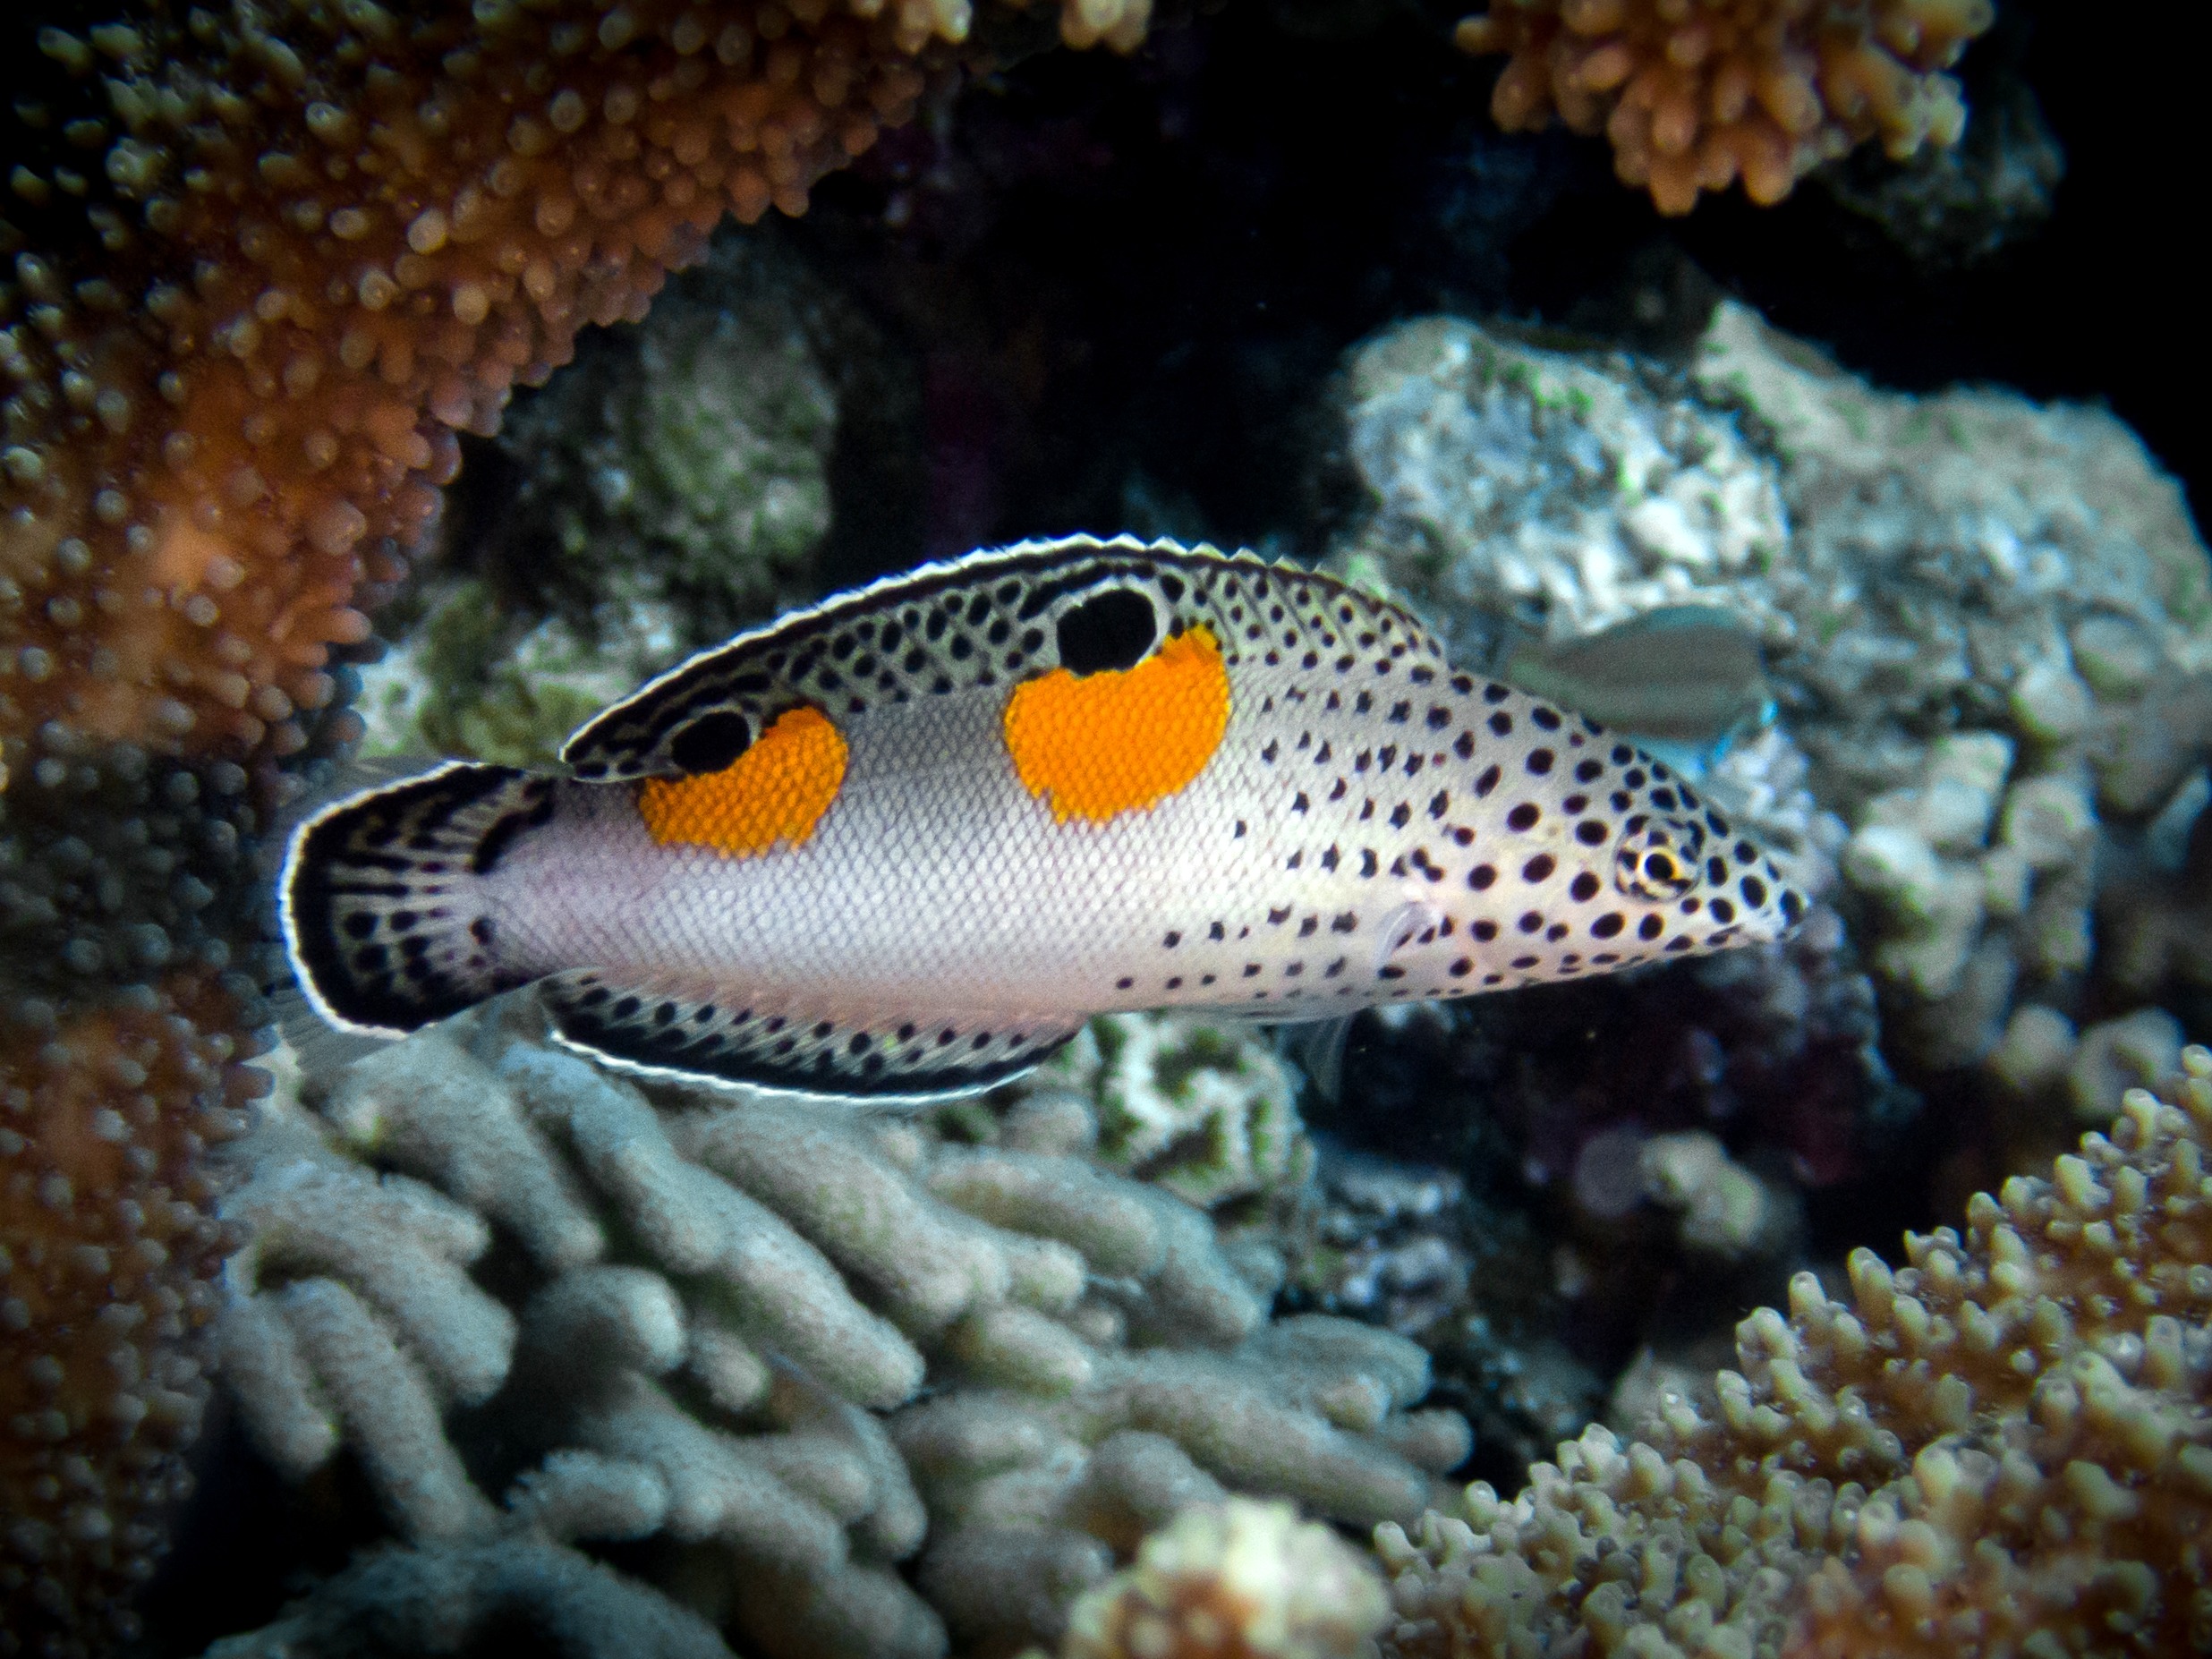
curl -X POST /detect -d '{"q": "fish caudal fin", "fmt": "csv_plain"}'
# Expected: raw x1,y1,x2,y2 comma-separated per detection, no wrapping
282,761,551,1035
539,969,1085,1102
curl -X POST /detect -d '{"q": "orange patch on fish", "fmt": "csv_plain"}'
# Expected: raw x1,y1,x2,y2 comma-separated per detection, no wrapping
1004,625,1229,824
638,705,847,856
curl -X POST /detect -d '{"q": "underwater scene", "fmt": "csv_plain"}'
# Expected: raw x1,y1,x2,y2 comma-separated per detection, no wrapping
0,0,2207,1654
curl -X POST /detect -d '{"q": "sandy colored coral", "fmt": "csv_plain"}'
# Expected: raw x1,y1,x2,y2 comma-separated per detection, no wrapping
1453,0,1994,214
1060,1498,1391,1659
1377,1045,2212,1658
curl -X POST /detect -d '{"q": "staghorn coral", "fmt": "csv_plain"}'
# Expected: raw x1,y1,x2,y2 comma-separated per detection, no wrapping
1059,1497,1391,1659
1452,0,1995,215
202,998,1468,1658
1376,1044,2212,1659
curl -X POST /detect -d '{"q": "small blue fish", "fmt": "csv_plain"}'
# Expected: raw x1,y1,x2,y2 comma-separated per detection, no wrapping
284,537,1804,1099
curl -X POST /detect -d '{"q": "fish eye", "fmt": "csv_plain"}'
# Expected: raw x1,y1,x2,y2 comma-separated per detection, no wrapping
1612,815,1704,902
668,710,753,775
1056,586,1159,675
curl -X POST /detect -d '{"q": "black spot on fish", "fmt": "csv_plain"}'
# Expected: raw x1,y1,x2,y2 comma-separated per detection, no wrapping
1740,875,1767,908
1506,804,1540,832
1523,855,1555,882
1527,749,1554,775
1570,872,1600,901
1532,707,1561,731
1489,711,1513,736
1639,915,1664,940
1473,920,1498,941
1475,765,1502,797
1577,821,1610,846
1593,913,1624,938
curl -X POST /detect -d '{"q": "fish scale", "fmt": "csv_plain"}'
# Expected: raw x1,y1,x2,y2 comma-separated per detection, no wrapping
283,535,1805,1100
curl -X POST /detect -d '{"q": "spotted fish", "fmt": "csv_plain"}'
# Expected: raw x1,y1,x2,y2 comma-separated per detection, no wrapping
283,536,1805,1100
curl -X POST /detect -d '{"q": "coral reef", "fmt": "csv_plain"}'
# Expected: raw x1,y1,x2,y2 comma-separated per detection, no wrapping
203,998,1467,1659
1377,1044,2212,1657
356,232,840,765
1452,0,1995,215
1060,1497,1390,1659
0,0,1149,1640
1333,301,2212,1103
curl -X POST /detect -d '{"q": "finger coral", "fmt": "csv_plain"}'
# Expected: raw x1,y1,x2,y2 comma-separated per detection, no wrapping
1452,0,1995,214
204,999,1468,1659
1376,1044,2212,1657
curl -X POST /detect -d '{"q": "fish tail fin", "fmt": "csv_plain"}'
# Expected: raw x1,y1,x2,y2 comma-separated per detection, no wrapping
281,761,553,1035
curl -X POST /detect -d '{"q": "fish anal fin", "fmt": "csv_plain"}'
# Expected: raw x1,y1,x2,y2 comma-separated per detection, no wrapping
538,971,1083,1102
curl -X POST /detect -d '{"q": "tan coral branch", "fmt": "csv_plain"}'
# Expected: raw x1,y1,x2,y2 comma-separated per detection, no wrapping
1453,0,1994,213
1378,1045,2212,1657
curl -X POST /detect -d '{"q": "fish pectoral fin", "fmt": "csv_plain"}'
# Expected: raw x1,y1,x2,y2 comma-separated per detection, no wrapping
1272,1014,1357,1104
538,970,1084,1102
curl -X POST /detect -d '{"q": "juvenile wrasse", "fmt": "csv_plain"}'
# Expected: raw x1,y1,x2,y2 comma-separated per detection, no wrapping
283,536,1805,1100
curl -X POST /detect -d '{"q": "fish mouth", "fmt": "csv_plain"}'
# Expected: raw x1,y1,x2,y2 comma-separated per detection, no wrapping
1610,810,1804,943
1612,813,1706,904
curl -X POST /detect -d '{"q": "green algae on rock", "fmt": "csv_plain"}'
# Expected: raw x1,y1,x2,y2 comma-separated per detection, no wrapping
354,234,840,767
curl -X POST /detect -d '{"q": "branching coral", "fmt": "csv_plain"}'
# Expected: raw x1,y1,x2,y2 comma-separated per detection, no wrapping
1453,0,1995,214
205,1000,1467,1659
1376,1044,2212,1657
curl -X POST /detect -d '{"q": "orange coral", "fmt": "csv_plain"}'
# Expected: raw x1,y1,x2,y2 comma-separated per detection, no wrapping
1378,1046,2212,1657
1452,0,1995,214
0,967,252,1653
0,0,949,761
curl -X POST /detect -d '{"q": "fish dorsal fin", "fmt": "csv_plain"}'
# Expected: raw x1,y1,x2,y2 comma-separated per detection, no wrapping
536,969,1085,1102
559,534,1449,783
